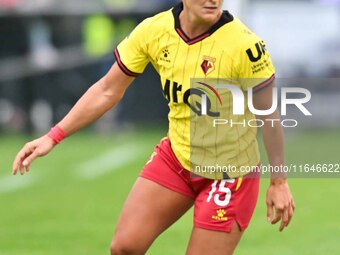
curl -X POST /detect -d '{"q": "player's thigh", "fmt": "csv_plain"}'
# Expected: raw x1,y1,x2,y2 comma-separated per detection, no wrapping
111,177,194,252
186,222,243,255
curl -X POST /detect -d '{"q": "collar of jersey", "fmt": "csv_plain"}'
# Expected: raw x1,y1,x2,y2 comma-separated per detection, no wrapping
172,3,234,45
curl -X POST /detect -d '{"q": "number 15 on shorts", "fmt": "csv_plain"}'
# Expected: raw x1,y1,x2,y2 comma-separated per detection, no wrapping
206,179,235,206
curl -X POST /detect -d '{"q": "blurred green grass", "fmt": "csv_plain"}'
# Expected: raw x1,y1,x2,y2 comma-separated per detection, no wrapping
0,128,339,255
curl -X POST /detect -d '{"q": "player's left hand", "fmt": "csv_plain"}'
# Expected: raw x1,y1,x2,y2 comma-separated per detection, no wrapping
266,179,295,232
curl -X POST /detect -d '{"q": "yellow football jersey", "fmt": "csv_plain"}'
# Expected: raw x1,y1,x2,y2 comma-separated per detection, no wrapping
115,3,275,179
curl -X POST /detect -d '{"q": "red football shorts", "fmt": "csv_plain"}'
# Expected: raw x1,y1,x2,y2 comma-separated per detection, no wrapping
140,137,260,233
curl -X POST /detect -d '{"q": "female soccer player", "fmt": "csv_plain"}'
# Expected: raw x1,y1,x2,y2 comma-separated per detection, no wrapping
13,1,295,254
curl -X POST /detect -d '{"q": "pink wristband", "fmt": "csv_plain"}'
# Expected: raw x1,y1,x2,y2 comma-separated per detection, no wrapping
47,126,66,144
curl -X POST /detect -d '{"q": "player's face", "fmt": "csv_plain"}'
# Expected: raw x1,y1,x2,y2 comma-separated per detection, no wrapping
182,0,223,24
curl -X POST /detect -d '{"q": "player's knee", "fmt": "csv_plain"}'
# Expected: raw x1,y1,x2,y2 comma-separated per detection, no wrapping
110,240,141,255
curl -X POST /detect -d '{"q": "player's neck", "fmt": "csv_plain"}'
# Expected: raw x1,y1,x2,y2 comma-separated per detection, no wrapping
179,10,222,39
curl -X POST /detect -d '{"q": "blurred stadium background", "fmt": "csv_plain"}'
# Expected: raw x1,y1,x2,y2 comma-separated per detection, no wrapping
0,0,339,254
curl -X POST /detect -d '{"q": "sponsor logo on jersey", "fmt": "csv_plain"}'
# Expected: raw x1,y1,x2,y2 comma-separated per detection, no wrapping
246,41,267,62
201,55,216,76
160,48,171,63
162,79,221,117
212,209,228,221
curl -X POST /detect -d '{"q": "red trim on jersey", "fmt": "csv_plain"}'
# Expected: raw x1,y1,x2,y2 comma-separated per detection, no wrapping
176,28,189,42
176,28,211,45
187,33,210,45
114,49,140,77
253,74,275,93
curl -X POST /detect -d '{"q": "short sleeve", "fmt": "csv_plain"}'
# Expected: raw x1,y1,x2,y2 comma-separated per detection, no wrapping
115,19,151,77
238,38,276,92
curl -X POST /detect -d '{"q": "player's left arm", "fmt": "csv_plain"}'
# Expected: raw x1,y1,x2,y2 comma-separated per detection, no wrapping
252,81,295,232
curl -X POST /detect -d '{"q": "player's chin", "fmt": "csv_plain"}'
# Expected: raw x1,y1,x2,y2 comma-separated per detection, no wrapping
199,10,221,23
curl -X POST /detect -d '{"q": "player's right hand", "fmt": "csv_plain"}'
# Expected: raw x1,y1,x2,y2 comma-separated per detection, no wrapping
12,135,56,175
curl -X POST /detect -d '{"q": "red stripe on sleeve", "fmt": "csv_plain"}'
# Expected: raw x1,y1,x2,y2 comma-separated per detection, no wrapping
114,49,140,77
253,74,275,93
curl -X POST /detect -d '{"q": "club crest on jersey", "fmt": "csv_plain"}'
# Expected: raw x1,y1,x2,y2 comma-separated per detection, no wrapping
201,56,216,76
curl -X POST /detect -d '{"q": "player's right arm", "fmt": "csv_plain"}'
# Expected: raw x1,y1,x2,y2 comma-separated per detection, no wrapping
12,63,134,175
